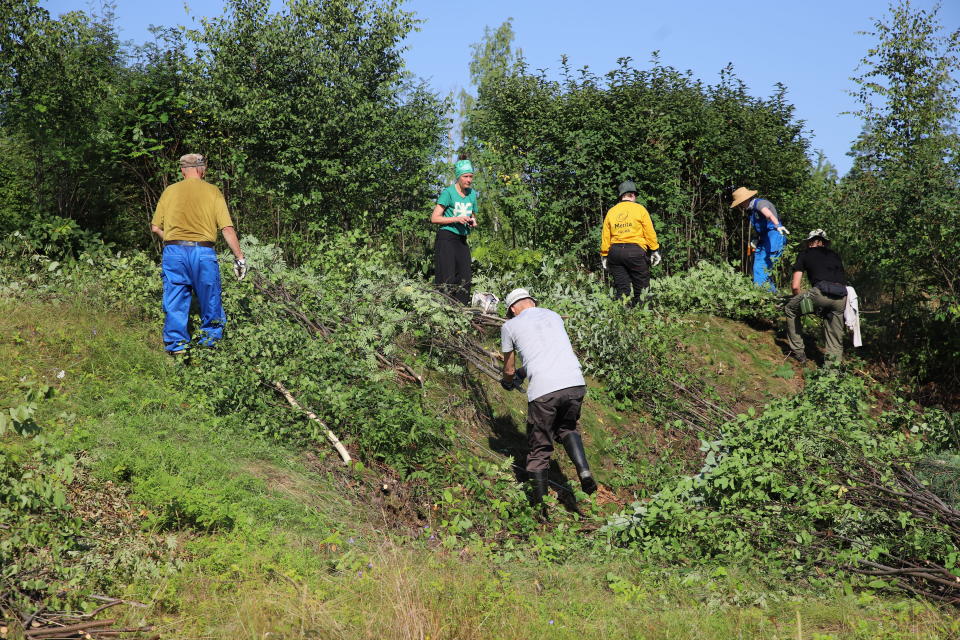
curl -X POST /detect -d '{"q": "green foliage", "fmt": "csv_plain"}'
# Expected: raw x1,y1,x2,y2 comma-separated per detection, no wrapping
464,43,814,268
646,261,779,322
0,214,114,263
180,0,448,243
426,454,539,548
0,384,84,611
0,135,35,232
0,1,128,231
604,368,956,590
837,1,960,387
177,243,454,473
0,0,449,247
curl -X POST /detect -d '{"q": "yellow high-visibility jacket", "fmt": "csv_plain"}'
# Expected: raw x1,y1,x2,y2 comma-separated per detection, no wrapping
600,201,659,256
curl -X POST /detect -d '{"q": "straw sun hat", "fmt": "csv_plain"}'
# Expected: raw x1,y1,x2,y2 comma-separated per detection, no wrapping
729,187,757,208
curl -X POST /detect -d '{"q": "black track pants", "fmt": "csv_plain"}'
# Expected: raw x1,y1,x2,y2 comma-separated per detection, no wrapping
608,243,650,304
434,229,472,305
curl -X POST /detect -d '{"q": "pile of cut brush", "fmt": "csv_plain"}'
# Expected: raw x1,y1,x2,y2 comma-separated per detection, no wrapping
840,459,960,604
2,596,156,639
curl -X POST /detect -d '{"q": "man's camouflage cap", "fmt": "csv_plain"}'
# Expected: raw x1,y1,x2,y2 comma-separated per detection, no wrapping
179,153,207,168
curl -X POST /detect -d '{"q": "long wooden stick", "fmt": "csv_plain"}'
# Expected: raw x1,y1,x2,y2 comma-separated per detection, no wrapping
267,378,352,464
25,619,115,637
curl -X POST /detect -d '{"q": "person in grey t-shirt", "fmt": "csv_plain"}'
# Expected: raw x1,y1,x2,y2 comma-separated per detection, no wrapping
500,288,597,518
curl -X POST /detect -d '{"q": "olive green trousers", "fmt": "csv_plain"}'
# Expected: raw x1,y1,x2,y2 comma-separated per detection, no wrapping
784,287,847,361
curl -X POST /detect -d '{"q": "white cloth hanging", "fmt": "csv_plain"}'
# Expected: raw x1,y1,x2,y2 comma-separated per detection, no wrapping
844,286,862,348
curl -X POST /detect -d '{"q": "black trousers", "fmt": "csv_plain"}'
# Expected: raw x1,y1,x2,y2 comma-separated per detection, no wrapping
608,243,650,304
525,386,586,472
434,229,472,305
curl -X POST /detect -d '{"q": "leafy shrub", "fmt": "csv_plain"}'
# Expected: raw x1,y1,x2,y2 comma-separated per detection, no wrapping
646,261,779,323
0,215,114,264
603,368,957,593
0,385,84,612
424,454,540,548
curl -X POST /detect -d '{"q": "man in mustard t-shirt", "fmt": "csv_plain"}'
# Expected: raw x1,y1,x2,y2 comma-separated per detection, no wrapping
150,154,246,354
600,180,661,305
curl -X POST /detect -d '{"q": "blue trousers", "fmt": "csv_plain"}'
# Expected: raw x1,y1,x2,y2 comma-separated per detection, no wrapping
161,245,226,351
753,232,785,292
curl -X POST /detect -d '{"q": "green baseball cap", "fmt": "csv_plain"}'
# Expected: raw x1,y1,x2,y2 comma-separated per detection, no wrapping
618,180,637,197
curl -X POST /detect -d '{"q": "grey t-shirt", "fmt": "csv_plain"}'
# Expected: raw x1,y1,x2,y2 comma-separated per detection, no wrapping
501,306,586,402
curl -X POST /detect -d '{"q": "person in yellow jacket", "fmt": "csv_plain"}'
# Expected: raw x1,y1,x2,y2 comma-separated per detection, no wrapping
600,180,661,305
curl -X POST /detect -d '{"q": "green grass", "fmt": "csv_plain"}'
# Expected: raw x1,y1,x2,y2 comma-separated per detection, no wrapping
1,299,357,535
682,315,804,410
3,297,959,639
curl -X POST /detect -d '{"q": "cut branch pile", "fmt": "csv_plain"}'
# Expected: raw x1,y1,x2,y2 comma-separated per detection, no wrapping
4,596,156,639
251,274,423,384
839,460,960,604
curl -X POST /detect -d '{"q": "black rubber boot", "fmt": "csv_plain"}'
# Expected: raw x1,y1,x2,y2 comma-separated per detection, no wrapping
561,433,598,495
529,470,550,521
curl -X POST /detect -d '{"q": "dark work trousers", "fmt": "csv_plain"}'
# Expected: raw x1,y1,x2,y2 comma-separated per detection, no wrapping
608,243,650,305
434,229,472,305
525,386,587,472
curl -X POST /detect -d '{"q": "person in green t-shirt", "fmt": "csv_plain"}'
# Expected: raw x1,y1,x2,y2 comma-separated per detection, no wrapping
430,157,477,305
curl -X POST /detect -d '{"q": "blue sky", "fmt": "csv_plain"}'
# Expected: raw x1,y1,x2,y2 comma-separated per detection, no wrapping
40,0,959,176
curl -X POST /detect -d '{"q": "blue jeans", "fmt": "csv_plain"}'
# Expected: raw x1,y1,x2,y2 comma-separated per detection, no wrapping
753,232,785,292
161,245,226,351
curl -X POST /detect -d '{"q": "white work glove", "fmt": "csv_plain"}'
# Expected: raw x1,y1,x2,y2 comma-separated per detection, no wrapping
776,226,790,236
233,258,247,281
749,240,757,251
601,256,608,270
649,250,662,267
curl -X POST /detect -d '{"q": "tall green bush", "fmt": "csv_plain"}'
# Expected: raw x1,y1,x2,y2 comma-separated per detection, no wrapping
0,0,449,249
182,0,449,245
463,47,816,269
839,0,960,388
0,1,128,231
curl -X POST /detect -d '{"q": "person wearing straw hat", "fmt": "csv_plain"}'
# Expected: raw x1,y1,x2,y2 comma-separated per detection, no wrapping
600,180,661,305
783,229,849,363
730,187,790,292
500,288,597,519
430,155,478,305
150,153,246,355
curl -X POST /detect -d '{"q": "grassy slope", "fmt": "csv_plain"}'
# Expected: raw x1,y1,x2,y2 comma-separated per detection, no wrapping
2,298,958,639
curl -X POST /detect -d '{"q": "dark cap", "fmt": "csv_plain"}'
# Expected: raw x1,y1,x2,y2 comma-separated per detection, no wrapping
618,180,637,198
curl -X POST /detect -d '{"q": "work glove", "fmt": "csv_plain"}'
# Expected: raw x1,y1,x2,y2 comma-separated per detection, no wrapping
776,226,790,236
749,240,758,252
233,258,247,281
601,256,608,270
649,250,662,267
500,366,527,391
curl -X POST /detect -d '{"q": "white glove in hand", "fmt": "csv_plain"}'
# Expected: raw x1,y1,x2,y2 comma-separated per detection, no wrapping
601,256,608,270
776,226,790,236
649,250,662,267
233,258,247,281
750,240,758,251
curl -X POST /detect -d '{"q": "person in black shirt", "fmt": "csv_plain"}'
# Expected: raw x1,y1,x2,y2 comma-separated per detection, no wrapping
784,229,848,363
